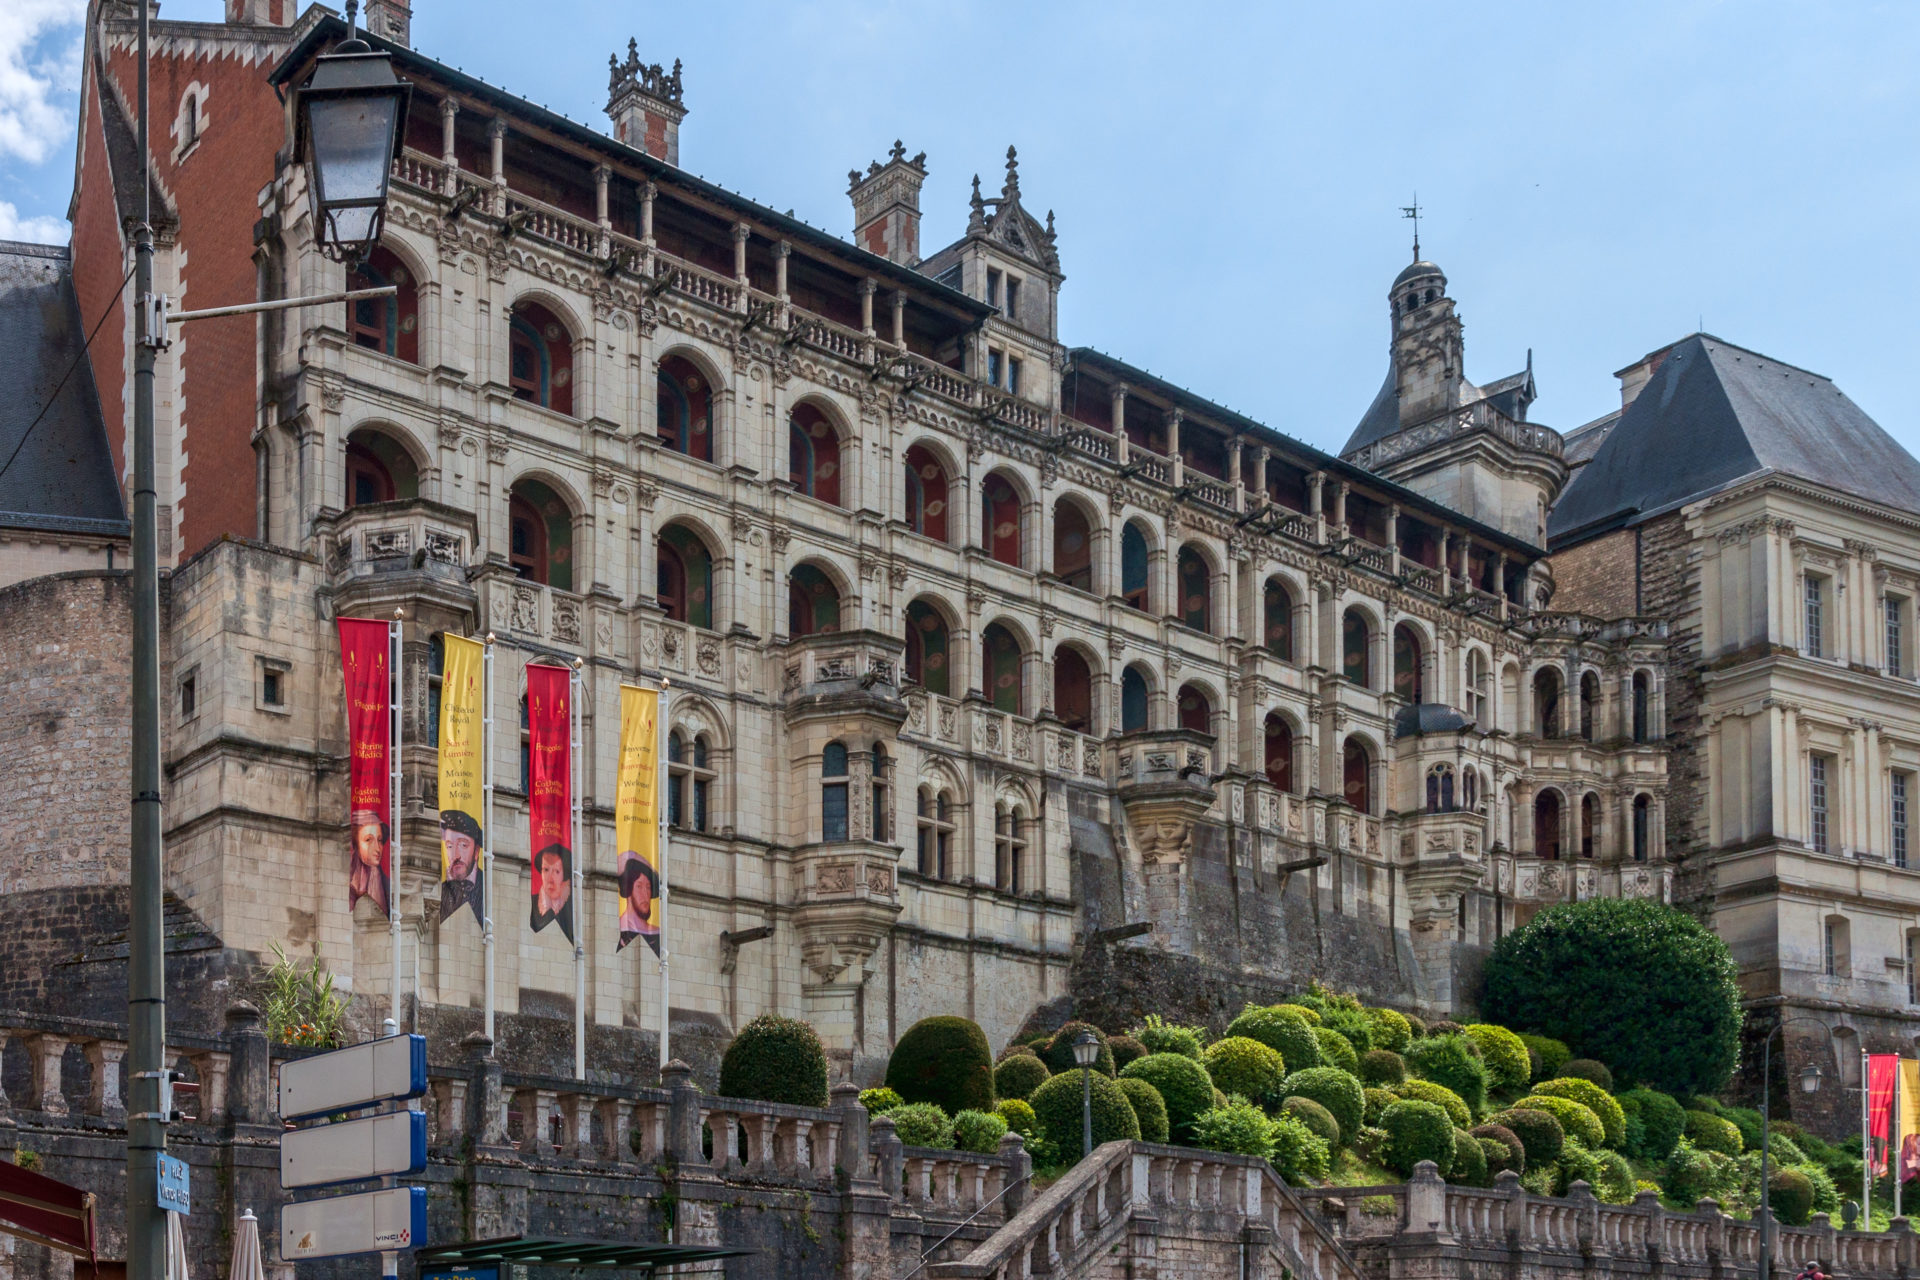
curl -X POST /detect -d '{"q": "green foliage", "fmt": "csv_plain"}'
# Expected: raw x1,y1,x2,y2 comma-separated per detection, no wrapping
859,1087,904,1115
1396,1079,1471,1129
1618,1088,1686,1161
995,1053,1050,1102
1661,1138,1736,1207
259,944,349,1048
1281,1095,1340,1146
953,1109,1008,1153
1471,1122,1525,1174
1790,1159,1840,1216
1324,1008,1375,1053
1359,1050,1407,1087
886,1016,996,1116
1717,1105,1764,1152
1488,1107,1564,1168
996,1041,1040,1063
1555,1139,1603,1196
1516,1033,1572,1082
1109,1035,1148,1072
1041,1021,1115,1077
1407,1034,1490,1113
890,1102,956,1148
1768,1134,1808,1165
1279,1067,1366,1146
1354,1125,1391,1165
1117,1077,1170,1143
1269,1112,1333,1184
1122,1053,1215,1143
1191,1097,1277,1158
1029,1069,1140,1164
1363,1087,1397,1125
1558,1058,1614,1091
995,1099,1047,1162
1521,1094,1606,1150
719,1014,829,1108
1226,1005,1321,1073
1479,1138,1514,1178
1314,1027,1360,1075
1684,1110,1744,1157
1767,1167,1815,1226
1203,1036,1287,1108
1428,1020,1466,1037
1531,1078,1626,1148
1464,1024,1531,1094
1594,1148,1637,1203
1366,1007,1414,1054
1449,1127,1489,1186
1132,1014,1207,1060
1381,1100,1457,1176
1274,1002,1322,1026
1404,1013,1429,1038
1481,898,1744,1097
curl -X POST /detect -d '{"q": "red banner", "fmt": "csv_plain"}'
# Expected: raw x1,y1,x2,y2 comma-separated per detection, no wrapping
527,663,574,942
338,618,392,916
1871,1053,1899,1175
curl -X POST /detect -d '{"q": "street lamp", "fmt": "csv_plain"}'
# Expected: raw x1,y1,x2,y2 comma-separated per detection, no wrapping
1759,1017,1840,1280
293,0,411,262
1072,1031,1099,1159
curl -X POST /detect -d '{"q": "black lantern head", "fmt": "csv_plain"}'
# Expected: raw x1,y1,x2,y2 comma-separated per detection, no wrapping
295,35,411,263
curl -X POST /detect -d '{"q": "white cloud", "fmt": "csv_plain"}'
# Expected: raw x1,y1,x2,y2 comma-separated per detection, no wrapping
0,0,84,165
0,199,68,245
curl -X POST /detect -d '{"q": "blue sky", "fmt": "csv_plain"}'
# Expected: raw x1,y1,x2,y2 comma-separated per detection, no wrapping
4,1,1917,456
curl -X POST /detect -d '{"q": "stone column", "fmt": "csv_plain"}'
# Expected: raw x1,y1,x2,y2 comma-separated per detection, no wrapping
1110,383,1130,463
1228,437,1244,513
594,163,612,257
1386,503,1401,572
663,1059,704,1164
732,222,751,290
1331,481,1348,536
486,118,507,216
1307,471,1326,543
225,1000,271,1126
1167,409,1184,486
84,1041,127,1122
638,181,657,247
438,96,460,195
870,1115,904,1198
1438,529,1452,593
464,1031,510,1150
1249,444,1268,508
773,240,791,313
831,1083,872,1182
999,1131,1032,1215
858,278,878,337
26,1034,67,1115
891,291,906,348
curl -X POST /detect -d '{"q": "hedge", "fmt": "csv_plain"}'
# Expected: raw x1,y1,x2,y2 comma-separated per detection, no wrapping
1109,1035,1149,1073
1282,1095,1340,1148
1594,1148,1636,1204
1279,1067,1366,1146
1407,1034,1489,1113
1359,1049,1407,1087
1555,1138,1602,1196
1662,1140,1731,1205
1618,1088,1686,1161
719,1014,829,1108
1559,1058,1614,1090
890,1102,955,1148
1226,1005,1320,1073
1274,1002,1322,1026
1122,1053,1215,1143
1203,1036,1287,1108
1449,1126,1488,1186
1132,1014,1206,1060
996,1041,1040,1064
1041,1021,1115,1077
1516,1033,1571,1082
1531,1077,1625,1148
1521,1094,1606,1150
1381,1100,1456,1177
995,1053,1050,1102
1191,1098,1277,1159
1366,1007,1414,1054
1117,1077,1170,1143
859,1086,904,1115
953,1109,1008,1153
1397,1079,1471,1129
1465,1024,1531,1094
1487,1107,1564,1168
886,1016,996,1116
1029,1069,1139,1163
1315,1028,1360,1075
1684,1110,1744,1157
1269,1111,1332,1184
1472,1122,1525,1174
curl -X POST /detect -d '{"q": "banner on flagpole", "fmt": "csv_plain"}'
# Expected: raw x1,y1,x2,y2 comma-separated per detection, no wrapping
615,685,662,954
526,663,575,942
1901,1058,1920,1181
338,618,393,915
1871,1053,1899,1175
437,635,486,924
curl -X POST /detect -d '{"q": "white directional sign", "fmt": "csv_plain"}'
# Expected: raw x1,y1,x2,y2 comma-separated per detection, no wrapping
281,1109,427,1190
278,1034,427,1121
282,1186,427,1260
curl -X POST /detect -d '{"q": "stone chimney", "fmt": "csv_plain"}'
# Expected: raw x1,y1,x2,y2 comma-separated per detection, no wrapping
225,0,293,23
606,40,686,166
363,0,412,45
1615,340,1683,409
848,142,927,266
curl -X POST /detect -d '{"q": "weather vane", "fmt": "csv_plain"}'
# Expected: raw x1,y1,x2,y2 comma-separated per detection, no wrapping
1402,194,1422,260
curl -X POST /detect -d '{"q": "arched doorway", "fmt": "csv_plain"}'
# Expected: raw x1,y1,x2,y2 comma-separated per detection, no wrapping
1053,647,1094,733
1534,790,1564,859
1264,714,1293,793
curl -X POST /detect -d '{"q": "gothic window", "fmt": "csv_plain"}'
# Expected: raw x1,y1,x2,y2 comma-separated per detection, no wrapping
788,564,841,636
789,403,843,506
982,472,1023,567
1534,668,1563,738
1053,500,1094,592
1053,647,1093,734
655,354,714,462
982,623,1024,716
1580,671,1600,741
1177,546,1212,633
903,599,951,697
1534,790,1563,860
346,245,418,362
1633,793,1651,861
1426,765,1455,814
872,744,893,842
656,524,714,629
1342,737,1371,815
1177,684,1211,735
822,742,850,842
1393,624,1423,703
1342,610,1371,686
508,301,573,415
1580,792,1597,858
995,803,1028,893
1264,714,1293,793
507,479,573,590
1121,522,1151,611
904,444,950,542
1264,580,1294,662
667,731,714,833
917,787,955,879
1631,671,1651,743
1121,666,1150,732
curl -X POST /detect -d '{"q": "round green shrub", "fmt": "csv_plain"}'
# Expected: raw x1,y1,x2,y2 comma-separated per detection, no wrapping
1278,1067,1366,1145
995,1097,1039,1143
1617,1088,1686,1161
1516,1033,1571,1082
1488,1107,1564,1168
1465,1024,1532,1094
953,1108,1009,1153
1404,1013,1429,1038
1354,1125,1391,1165
1117,1077,1170,1143
1109,1035,1148,1073
1555,1138,1602,1196
1429,1020,1466,1037
860,1086,904,1115
1683,1110,1743,1157
1531,1077,1625,1147
1521,1094,1606,1150
1122,1053,1215,1143
886,1016,996,1116
1226,1005,1320,1073
1029,1069,1140,1163
1684,1096,1720,1113
1274,1002,1322,1026
1558,1058,1614,1091
1472,1122,1525,1174
1268,1111,1333,1184
1717,1105,1764,1152
1314,1027,1360,1075
1594,1148,1636,1204
995,1052,1050,1101
1397,1079,1471,1129
1381,1100,1457,1177
1131,1015,1205,1060
1479,1137,1515,1177
1041,1021,1114,1077
1661,1139,1732,1206
996,1041,1040,1063
1191,1098,1278,1160
719,1014,829,1107
1449,1127,1488,1185
1283,1095,1340,1147
1768,1133,1808,1165
1366,1007,1414,1054
889,1102,955,1148
1324,1009,1375,1053
1364,1087,1397,1125
1767,1167,1815,1226
1792,1160,1841,1217
1481,899,1744,1098
1360,1049,1407,1086
1203,1036,1286,1108
1407,1034,1490,1113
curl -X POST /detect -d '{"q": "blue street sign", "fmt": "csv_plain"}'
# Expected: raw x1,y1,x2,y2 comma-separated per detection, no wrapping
156,1154,190,1214
422,1270,498,1280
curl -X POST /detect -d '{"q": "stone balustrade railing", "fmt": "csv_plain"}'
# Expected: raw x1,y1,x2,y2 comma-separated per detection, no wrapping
0,1007,266,1128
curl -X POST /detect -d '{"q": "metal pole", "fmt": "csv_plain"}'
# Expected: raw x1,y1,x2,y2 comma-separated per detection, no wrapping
1760,1030,1772,1280
658,677,671,1070
127,1,169,1274
1081,1065,1092,1160
164,285,395,324
388,609,403,1036
572,656,585,1080
1865,1048,1873,1226
1898,1058,1905,1222
482,633,496,1044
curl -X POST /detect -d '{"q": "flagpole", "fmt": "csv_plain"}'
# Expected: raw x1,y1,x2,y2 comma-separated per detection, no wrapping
482,633,496,1045
388,608,403,1037
572,656,586,1081
658,677,671,1071
1897,1060,1905,1222
1865,1048,1873,1221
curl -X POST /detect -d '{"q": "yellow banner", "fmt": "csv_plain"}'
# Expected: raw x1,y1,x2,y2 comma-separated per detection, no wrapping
437,635,486,923
615,685,662,954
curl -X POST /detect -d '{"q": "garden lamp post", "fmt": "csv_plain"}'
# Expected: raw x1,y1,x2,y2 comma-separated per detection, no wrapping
1073,1031,1100,1158
293,0,411,263
1759,1016,1839,1280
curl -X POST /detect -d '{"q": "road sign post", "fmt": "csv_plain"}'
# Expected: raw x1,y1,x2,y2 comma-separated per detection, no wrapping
281,1186,427,1260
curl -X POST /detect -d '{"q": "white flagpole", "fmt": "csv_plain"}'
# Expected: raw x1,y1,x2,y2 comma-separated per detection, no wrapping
1865,1048,1873,1222
658,677,672,1071
482,633,496,1045
571,656,586,1081
388,609,403,1038
1899,1061,1907,1221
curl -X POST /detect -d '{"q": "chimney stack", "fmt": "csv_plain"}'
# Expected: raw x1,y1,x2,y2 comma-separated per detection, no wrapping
363,0,412,45
225,0,293,24
606,40,686,166
848,141,927,266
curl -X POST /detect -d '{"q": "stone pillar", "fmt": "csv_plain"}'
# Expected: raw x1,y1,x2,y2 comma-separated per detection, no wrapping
225,1000,271,1126
1331,481,1348,536
1405,1161,1449,1237
1228,437,1244,513
486,118,507,216
858,277,877,337
438,97,459,195
84,1041,127,1123
891,291,906,348
773,240,791,313
595,164,612,252
870,1114,904,1198
663,1059,704,1165
639,181,657,247
1249,445,1268,508
1307,471,1326,543
998,1131,1032,1215
1110,383,1130,463
1167,409,1184,486
464,1032,510,1149
26,1035,67,1116
1438,529,1452,593
731,221,751,292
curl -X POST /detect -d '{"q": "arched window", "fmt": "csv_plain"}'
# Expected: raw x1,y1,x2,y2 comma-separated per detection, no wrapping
1580,671,1600,741
1535,669,1563,738
872,744,893,842
821,742,850,842
1463,768,1480,812
1342,737,1372,814
1264,714,1293,793
1342,610,1371,686
1393,624,1423,703
1053,500,1093,591
667,731,715,833
903,444,950,542
995,804,1027,893
1465,649,1489,725
1121,666,1149,732
1633,794,1651,861
656,524,714,629
1632,672,1651,743
1177,547,1212,633
508,301,573,415
346,245,419,362
982,473,1023,567
1120,522,1151,611
1581,792,1598,858
655,354,714,462
1177,683,1212,735
508,478,572,590
344,429,418,508
1534,790,1563,859
1053,647,1093,733
1264,580,1294,662
788,564,841,636
789,403,842,506
917,788,955,879
1426,765,1456,814
981,623,1024,715
903,599,951,697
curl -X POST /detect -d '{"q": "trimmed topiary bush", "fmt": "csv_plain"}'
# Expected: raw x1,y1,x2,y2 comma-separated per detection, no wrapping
1314,1027,1360,1075
1324,1009,1375,1054
1488,1107,1564,1168
1531,1077,1625,1147
1407,1034,1490,1113
995,1053,1050,1102
1465,1024,1532,1094
1279,1067,1366,1146
1449,1127,1488,1185
1203,1036,1287,1108
1558,1058,1614,1091
1767,1167,1815,1226
1661,1139,1733,1206
1366,1007,1414,1054
1554,1138,1602,1196
1283,1095,1340,1148
1397,1079,1471,1129
1192,1098,1279,1160
1481,899,1744,1098
1122,1053,1215,1143
886,1016,996,1116
1269,1112,1332,1184
995,1098,1048,1163
1109,1035,1148,1073
1428,1020,1466,1037
860,1086,904,1115
1041,1021,1114,1077
1360,1049,1407,1087
1227,1005,1321,1073
890,1102,955,1148
1381,1100,1456,1177
1618,1088,1686,1161
719,1014,829,1108
1274,1002,1322,1025
1029,1069,1139,1163
1593,1148,1636,1204
953,1108,1008,1153
1471,1122,1525,1175
1717,1105,1764,1152
1516,1033,1571,1082
1521,1094,1606,1150
1132,1015,1206,1060
996,1041,1040,1063
1404,1013,1429,1038
1364,1087,1397,1125
1116,1077,1170,1143
1683,1110,1743,1157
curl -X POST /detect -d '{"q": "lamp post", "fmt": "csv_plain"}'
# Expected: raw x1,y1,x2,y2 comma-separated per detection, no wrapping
293,1,411,263
1072,1031,1100,1159
1759,1016,1839,1280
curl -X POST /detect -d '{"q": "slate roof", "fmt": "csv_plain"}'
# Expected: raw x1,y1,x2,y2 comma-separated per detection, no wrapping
1393,703,1474,739
1547,334,1920,546
0,241,128,536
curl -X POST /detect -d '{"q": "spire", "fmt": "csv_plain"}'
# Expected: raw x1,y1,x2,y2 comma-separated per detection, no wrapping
967,174,986,232
1003,145,1020,199
1402,194,1422,261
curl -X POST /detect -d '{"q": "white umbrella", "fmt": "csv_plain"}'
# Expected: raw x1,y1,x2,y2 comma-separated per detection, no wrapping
164,1211,189,1280
228,1210,264,1280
